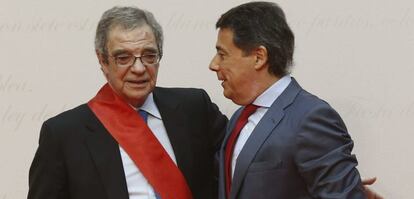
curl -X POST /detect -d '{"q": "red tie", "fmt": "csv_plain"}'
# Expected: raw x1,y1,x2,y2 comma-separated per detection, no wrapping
225,104,259,198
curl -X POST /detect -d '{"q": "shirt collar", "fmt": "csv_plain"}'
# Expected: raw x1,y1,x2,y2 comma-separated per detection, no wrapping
252,75,292,108
137,93,162,119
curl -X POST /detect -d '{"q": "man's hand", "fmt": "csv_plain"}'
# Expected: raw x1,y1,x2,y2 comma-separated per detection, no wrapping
362,177,384,199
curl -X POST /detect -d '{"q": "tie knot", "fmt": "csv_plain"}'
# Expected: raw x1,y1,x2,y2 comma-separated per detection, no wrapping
138,109,148,122
243,104,259,116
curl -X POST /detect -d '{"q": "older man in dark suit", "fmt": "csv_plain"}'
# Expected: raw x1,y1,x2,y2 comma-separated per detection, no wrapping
28,6,227,199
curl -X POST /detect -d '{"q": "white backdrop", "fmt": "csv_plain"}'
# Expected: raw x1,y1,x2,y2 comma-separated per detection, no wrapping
1,0,413,198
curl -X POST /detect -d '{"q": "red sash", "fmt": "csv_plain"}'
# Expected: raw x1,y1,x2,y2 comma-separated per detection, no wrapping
88,84,192,199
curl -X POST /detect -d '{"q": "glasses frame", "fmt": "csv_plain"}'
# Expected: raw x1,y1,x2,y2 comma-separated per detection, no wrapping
108,53,160,68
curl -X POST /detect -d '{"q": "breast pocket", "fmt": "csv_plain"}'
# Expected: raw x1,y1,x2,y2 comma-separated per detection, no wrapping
248,160,284,173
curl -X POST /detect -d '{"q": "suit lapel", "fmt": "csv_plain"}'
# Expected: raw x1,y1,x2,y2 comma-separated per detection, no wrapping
229,108,284,199
221,108,243,151
218,108,243,199
83,107,129,199
152,88,193,176
230,79,302,199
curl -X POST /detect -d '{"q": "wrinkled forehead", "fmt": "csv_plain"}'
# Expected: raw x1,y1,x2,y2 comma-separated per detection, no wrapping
107,24,156,44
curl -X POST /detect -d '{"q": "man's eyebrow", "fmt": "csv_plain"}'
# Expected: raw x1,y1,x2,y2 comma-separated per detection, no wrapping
111,49,129,56
142,47,158,54
110,47,158,56
216,46,227,53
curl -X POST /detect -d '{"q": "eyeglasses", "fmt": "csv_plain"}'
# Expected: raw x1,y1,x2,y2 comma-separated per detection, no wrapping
109,53,160,67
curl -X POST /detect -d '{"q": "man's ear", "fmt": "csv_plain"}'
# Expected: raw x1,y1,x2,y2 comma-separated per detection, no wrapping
96,50,109,75
253,45,268,70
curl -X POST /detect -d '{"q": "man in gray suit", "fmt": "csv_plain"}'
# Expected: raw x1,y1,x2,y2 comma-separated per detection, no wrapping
209,2,369,198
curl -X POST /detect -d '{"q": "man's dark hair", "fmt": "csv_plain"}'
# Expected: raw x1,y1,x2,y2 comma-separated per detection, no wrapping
216,1,294,76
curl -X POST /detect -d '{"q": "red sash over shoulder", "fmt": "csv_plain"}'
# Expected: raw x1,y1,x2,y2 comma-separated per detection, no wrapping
88,84,192,199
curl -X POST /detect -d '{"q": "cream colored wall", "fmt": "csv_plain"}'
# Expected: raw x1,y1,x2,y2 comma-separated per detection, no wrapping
1,0,413,198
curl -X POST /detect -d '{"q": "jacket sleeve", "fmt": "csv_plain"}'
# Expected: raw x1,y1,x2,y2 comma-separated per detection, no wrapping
28,121,69,199
294,103,367,199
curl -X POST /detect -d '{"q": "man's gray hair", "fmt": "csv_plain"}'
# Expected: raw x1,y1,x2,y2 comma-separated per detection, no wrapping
95,6,163,62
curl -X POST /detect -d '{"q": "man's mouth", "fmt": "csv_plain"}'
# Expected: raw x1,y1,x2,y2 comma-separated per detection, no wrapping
126,79,149,87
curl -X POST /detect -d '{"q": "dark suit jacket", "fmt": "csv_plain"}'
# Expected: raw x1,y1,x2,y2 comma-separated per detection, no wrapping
28,87,227,199
218,79,366,199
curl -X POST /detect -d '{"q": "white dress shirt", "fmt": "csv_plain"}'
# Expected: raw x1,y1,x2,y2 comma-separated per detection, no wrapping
231,75,292,177
119,93,176,199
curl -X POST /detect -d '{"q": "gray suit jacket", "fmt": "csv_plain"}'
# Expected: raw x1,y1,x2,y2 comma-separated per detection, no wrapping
218,79,366,199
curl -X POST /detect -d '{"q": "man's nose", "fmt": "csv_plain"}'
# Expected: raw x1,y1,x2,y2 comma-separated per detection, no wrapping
209,56,219,71
130,58,146,73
